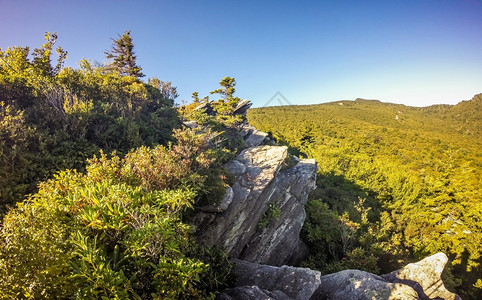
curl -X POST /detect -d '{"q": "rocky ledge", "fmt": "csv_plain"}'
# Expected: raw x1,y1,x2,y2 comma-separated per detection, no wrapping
195,144,317,266
219,253,460,300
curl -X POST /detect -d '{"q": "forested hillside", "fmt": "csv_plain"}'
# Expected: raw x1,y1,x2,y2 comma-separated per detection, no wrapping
248,96,482,299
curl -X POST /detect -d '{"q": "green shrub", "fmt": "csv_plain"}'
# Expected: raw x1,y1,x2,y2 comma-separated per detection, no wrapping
258,202,282,229
0,37,180,214
0,128,234,299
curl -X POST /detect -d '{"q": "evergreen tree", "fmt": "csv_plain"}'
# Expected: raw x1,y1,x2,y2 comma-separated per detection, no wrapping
210,76,241,115
105,30,144,77
210,76,237,104
192,92,200,103
32,32,68,76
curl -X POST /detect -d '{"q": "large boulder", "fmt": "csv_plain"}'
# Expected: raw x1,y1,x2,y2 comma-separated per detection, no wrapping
381,253,461,300
192,101,216,115
195,145,317,266
312,269,419,300
227,260,321,300
233,99,253,116
240,158,316,266
217,285,289,300
311,252,460,300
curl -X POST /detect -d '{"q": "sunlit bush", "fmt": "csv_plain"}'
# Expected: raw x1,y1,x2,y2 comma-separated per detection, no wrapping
0,128,233,299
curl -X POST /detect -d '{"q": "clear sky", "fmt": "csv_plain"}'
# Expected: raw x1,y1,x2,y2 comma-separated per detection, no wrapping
1,0,481,107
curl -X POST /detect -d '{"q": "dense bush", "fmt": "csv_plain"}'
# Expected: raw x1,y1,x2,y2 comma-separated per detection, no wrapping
0,128,234,299
179,77,245,128
0,34,179,214
0,33,251,299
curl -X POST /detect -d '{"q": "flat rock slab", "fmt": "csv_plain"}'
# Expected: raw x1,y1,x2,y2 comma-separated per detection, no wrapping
233,260,321,300
217,285,290,300
245,130,269,147
312,269,419,300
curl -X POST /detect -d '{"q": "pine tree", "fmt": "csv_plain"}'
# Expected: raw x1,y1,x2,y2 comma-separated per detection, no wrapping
210,76,241,115
105,30,144,77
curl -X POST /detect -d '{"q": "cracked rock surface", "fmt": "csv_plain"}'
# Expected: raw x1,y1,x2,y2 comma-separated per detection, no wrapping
196,145,317,266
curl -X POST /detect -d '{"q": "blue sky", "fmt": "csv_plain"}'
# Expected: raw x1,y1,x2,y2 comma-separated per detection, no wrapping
1,0,481,107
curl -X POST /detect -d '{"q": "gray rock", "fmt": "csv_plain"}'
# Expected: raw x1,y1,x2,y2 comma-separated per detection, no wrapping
240,159,317,266
196,146,288,257
196,145,317,266
217,285,290,300
312,269,419,300
222,256,460,300
245,130,269,147
226,160,246,175
233,260,321,300
381,252,461,300
192,101,216,115
311,253,461,300
233,99,253,116
183,120,198,128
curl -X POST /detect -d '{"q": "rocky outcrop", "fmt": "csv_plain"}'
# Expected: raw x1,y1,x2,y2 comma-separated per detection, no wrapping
312,269,419,299
239,158,316,266
189,98,251,119
381,253,461,300
218,260,321,300
312,253,460,300
233,99,253,116
238,124,270,147
217,253,459,300
192,101,216,115
195,145,317,266
311,253,461,299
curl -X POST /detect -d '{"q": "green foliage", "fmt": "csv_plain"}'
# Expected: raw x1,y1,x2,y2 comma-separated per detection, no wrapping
0,186,77,299
249,96,482,299
257,202,282,230
302,197,380,274
180,76,245,127
209,77,240,115
0,128,234,299
32,32,67,76
195,167,233,207
0,33,179,214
